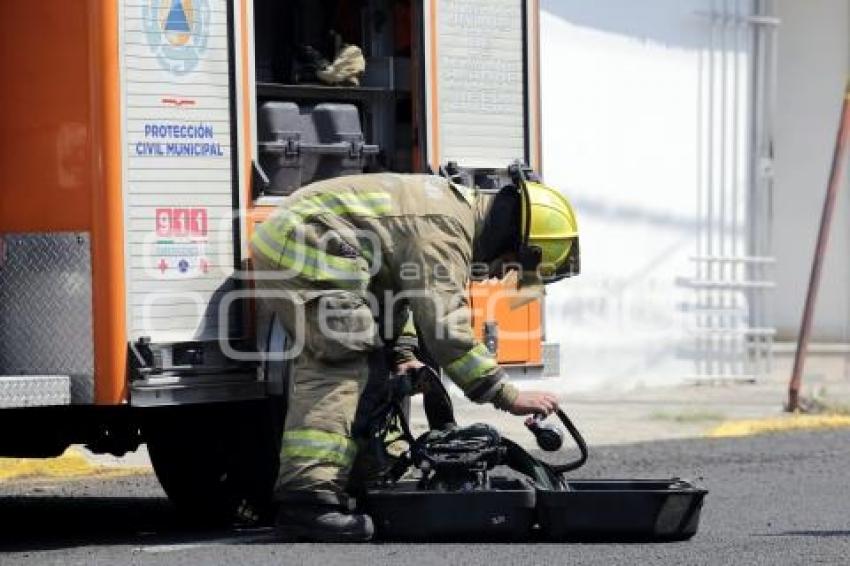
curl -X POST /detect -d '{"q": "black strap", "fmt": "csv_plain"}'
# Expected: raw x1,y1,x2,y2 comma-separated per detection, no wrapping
416,367,457,432
501,438,567,491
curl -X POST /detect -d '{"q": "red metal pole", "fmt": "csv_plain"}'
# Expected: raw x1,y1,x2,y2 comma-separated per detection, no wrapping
788,80,850,412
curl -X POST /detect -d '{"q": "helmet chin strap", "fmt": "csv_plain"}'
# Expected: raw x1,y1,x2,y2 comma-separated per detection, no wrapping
517,245,542,273
472,187,522,265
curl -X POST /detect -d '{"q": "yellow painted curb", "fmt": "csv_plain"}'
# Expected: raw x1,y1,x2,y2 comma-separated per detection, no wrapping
708,415,850,438
0,448,149,482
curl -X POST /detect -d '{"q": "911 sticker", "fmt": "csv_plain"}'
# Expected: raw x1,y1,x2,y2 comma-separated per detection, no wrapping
153,207,210,278
155,207,208,238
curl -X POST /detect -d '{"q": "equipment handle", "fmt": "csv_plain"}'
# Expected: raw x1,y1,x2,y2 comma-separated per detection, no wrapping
549,409,589,474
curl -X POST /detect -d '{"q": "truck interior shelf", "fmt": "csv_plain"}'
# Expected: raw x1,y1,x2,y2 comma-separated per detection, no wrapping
255,82,402,103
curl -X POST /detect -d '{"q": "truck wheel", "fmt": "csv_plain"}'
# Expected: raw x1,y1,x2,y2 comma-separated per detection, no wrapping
145,399,283,525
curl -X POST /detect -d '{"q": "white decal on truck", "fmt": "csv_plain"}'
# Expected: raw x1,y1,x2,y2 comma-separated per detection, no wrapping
435,0,528,169
143,0,212,75
120,0,237,342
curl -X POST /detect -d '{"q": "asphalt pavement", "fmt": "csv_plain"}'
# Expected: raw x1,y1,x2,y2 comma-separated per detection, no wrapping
2,429,850,565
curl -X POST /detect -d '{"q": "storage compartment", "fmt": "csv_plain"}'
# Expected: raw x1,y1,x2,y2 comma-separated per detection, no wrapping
470,279,543,366
359,405,706,543
364,478,537,541
252,0,419,193
258,102,379,195
537,479,708,542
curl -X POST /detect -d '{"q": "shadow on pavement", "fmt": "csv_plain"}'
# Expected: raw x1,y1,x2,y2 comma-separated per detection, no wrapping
0,496,274,553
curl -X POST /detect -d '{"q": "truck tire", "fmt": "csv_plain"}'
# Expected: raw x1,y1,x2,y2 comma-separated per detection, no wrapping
145,399,284,525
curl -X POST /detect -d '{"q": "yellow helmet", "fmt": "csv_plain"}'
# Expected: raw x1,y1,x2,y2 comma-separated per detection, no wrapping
516,175,580,282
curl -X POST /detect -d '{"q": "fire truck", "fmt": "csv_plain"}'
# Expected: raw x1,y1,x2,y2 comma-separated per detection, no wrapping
0,0,546,518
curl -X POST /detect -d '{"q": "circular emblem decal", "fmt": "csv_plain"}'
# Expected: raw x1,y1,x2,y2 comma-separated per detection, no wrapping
143,0,211,76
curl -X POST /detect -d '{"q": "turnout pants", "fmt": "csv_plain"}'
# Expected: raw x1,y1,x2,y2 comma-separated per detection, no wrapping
253,252,382,504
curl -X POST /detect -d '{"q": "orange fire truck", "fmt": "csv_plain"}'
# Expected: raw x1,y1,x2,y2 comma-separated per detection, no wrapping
0,0,545,518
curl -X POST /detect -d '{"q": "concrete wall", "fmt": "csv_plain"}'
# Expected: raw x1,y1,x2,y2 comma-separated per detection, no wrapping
772,0,850,343
538,0,719,390
537,1,850,390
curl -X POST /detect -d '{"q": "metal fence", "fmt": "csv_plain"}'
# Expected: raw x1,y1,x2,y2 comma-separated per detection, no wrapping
680,0,779,382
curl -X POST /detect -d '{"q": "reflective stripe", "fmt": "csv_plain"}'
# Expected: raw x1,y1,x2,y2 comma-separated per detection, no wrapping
294,191,391,213
252,226,368,286
252,247,363,289
261,209,303,241
445,343,498,389
292,194,391,219
277,238,366,282
281,429,357,467
261,192,391,242
251,191,390,284
467,373,505,403
401,313,417,337
251,227,283,263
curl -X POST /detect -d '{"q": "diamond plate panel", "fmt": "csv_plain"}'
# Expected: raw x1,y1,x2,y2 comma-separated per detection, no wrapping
0,375,71,408
0,233,94,403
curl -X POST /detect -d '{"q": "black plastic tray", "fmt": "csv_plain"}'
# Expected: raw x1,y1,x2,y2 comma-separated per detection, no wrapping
364,478,536,541
537,479,707,542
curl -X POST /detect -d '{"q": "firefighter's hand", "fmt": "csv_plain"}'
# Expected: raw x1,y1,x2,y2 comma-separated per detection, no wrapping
395,359,425,375
508,391,560,416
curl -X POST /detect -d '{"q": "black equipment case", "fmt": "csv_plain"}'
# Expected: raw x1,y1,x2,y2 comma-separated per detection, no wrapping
359,368,708,542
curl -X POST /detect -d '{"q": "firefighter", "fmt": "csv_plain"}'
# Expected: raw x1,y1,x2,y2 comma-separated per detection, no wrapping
251,172,579,542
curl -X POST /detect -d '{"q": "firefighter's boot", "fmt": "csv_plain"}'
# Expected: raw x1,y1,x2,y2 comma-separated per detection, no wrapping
275,503,375,542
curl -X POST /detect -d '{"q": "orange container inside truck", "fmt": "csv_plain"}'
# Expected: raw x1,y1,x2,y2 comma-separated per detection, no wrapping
0,0,549,519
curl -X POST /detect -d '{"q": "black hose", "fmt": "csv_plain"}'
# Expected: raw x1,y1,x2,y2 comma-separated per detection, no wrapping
549,409,589,474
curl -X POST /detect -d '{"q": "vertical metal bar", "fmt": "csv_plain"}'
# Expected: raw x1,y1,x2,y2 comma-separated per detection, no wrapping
755,0,767,380
751,0,778,381
764,0,779,376
707,0,717,377
693,0,776,382
719,0,729,378
754,0,764,379
788,81,850,411
732,0,742,377
696,33,706,379
748,0,766,380
741,20,752,380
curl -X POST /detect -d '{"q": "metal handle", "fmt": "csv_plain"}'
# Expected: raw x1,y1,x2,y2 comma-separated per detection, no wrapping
548,409,589,474
260,140,380,157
